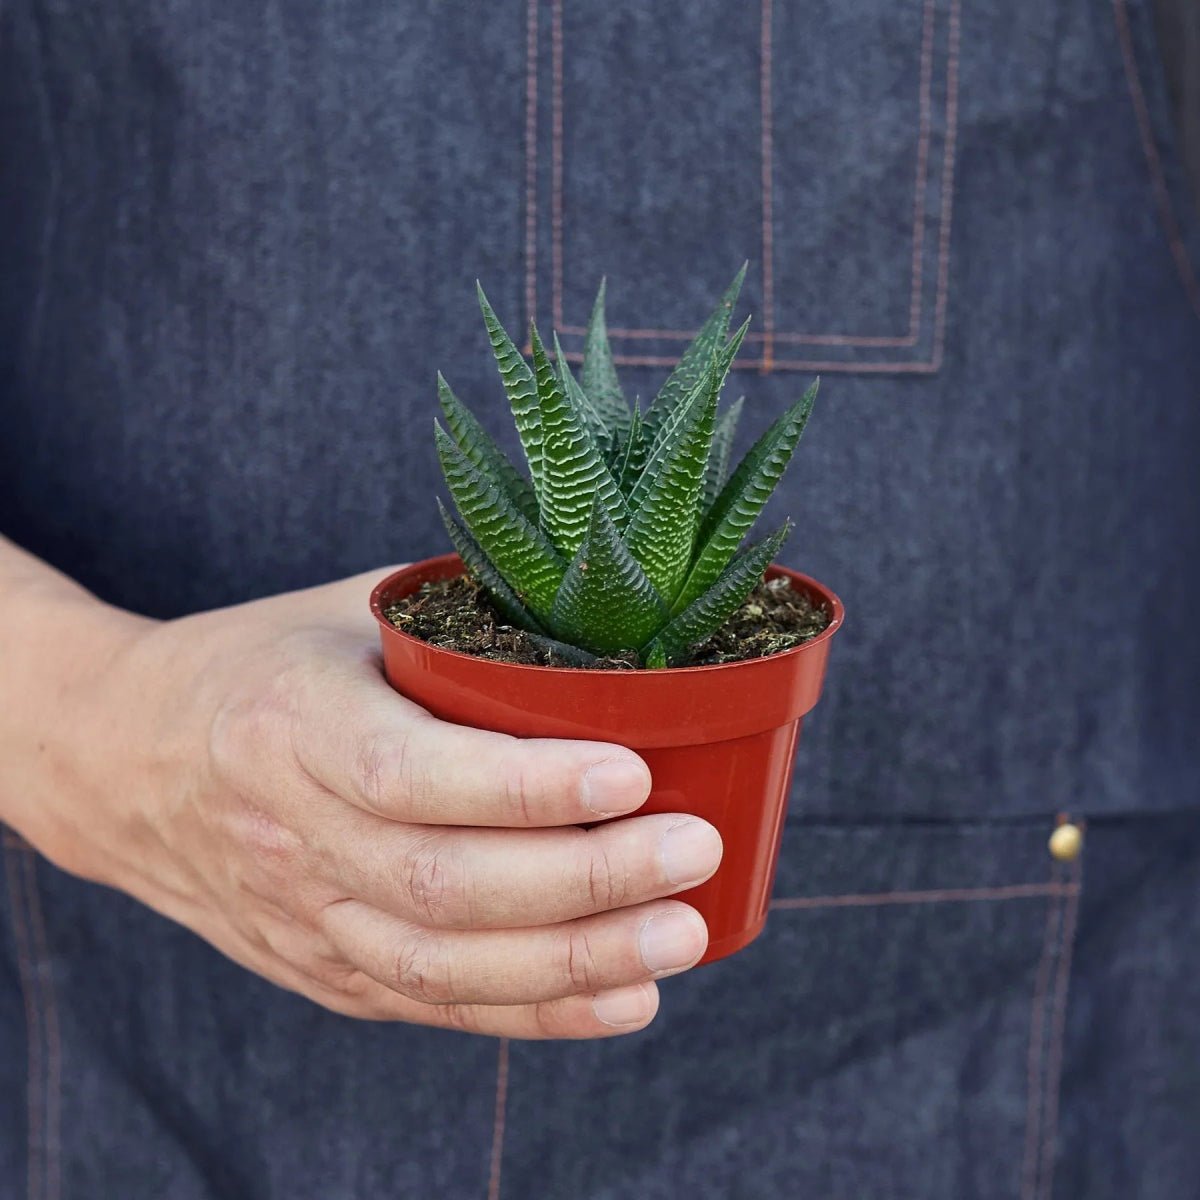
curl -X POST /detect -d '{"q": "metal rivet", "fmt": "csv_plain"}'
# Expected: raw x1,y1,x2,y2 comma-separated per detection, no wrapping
1049,822,1083,862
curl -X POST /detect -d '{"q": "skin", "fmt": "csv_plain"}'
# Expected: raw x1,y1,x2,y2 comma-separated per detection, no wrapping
0,536,723,1039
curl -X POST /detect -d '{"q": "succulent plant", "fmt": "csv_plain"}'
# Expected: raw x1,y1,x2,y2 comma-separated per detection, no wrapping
434,267,817,667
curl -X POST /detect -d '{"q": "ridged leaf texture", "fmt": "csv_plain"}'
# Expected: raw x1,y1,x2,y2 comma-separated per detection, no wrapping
434,420,566,617
634,264,747,469
554,332,615,463
437,498,544,630
433,275,815,667
580,279,631,438
550,496,668,655
622,344,732,602
646,524,791,666
476,283,545,507
614,399,643,495
626,317,749,517
437,373,540,526
703,395,744,513
529,324,629,553
673,379,817,614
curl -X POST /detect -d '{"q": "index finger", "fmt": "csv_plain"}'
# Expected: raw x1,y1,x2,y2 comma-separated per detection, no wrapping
292,660,652,827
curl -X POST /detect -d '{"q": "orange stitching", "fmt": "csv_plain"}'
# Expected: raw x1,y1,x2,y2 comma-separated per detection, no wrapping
928,0,961,370
544,0,951,367
562,348,947,374
760,0,775,372
5,841,43,1200
524,0,539,331
1020,873,1065,1200
769,881,1077,910
560,324,921,346
765,330,917,347
551,0,565,330
1112,0,1200,322
742,356,940,373
21,854,60,1200
906,0,937,340
487,1037,510,1200
1035,859,1083,1200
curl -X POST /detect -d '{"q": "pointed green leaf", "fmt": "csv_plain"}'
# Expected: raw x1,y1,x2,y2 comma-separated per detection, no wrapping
703,396,744,513
437,373,539,525
435,420,566,617
614,400,643,495
643,641,668,669
646,523,790,666
673,379,817,614
476,283,545,504
581,278,630,437
623,359,720,603
636,263,747,460
520,630,601,667
627,316,750,515
549,495,668,655
529,323,628,554
437,498,544,632
554,332,614,461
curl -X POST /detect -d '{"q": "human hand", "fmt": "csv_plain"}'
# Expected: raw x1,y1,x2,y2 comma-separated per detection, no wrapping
20,569,722,1039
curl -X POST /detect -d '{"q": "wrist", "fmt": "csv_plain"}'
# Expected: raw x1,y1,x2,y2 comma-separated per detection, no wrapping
0,569,154,874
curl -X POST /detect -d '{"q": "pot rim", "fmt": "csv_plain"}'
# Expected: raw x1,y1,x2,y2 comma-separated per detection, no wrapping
370,553,844,678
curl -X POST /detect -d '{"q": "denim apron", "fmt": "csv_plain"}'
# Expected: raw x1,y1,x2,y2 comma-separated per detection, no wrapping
2,1,1199,1197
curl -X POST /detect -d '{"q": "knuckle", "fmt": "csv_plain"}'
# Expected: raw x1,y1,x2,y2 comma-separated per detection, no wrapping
209,667,301,781
436,1002,481,1035
320,960,367,995
235,808,307,893
307,976,381,1021
562,927,605,994
532,998,568,1039
499,755,541,825
355,730,420,815
390,933,453,1004
400,835,470,926
584,841,629,912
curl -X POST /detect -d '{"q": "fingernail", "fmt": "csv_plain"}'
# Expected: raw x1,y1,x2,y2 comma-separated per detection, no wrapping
639,910,707,973
658,819,723,886
581,759,651,816
592,983,654,1027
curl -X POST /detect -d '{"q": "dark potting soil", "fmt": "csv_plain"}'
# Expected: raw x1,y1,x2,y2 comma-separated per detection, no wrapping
383,574,831,670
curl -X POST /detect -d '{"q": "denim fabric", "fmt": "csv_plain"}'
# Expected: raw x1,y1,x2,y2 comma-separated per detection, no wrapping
1,0,1199,1197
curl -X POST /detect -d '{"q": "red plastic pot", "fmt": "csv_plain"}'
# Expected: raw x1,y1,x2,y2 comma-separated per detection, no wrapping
370,553,843,965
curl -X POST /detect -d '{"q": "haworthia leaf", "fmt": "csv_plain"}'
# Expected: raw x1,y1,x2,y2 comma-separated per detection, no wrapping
437,498,544,631
437,373,539,525
549,495,668,655
643,641,668,669
554,331,614,462
673,379,817,614
645,523,790,666
581,278,630,438
636,263,747,462
529,324,628,554
698,376,818,549
520,630,601,667
623,357,719,603
476,283,545,506
438,272,813,667
602,411,630,474
614,399,643,496
626,376,703,510
627,316,750,515
434,420,566,617
703,395,744,513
